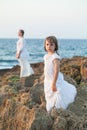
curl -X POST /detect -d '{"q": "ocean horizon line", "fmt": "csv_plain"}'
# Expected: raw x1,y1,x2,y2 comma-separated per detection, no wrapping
0,38,87,69
0,37,87,40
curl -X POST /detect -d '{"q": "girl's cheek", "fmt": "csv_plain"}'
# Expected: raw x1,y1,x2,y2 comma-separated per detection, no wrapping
46,47,48,50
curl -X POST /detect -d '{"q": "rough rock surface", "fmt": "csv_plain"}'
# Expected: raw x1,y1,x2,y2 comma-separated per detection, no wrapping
0,57,87,130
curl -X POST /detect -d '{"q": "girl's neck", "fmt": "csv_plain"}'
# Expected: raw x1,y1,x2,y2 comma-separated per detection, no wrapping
48,51,55,55
18,36,23,39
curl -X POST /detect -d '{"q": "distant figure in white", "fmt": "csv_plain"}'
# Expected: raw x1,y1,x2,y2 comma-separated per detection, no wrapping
16,29,34,78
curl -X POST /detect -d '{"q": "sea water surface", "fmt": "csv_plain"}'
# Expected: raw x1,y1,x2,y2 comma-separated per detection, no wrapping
0,38,87,69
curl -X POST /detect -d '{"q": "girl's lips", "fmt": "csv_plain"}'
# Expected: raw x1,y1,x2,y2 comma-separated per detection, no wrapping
48,49,51,50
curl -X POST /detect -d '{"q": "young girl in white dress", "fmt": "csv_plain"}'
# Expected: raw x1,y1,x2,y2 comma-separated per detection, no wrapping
44,36,77,112
16,29,34,78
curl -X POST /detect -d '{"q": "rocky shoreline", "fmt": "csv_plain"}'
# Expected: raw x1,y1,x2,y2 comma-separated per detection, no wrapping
0,57,87,130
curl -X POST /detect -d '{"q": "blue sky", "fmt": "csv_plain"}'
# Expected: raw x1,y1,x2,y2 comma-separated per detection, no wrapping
0,0,87,38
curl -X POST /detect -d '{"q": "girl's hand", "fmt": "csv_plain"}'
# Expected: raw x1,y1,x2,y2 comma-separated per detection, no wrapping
51,84,57,92
16,53,20,59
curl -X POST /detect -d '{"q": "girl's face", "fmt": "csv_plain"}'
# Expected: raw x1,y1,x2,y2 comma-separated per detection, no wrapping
18,31,22,37
45,40,55,53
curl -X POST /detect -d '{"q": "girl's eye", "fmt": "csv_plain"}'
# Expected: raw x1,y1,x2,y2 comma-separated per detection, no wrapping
46,43,54,46
51,43,53,46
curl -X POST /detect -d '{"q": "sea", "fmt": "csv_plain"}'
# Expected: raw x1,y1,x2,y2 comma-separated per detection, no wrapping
0,38,87,69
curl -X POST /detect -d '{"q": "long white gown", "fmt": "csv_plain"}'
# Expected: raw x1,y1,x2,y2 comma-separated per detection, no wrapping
17,37,34,77
44,53,77,112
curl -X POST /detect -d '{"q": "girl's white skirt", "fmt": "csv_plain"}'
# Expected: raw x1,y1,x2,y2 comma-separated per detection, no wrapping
18,58,34,77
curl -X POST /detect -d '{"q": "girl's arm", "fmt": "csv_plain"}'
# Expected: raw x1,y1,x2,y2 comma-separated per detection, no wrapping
51,59,60,92
16,51,22,59
16,40,23,59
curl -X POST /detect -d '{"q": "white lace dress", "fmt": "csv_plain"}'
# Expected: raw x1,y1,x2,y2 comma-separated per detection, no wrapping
17,38,34,77
44,53,77,112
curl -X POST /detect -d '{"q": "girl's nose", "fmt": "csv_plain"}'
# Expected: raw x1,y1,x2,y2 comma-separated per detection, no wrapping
49,44,51,47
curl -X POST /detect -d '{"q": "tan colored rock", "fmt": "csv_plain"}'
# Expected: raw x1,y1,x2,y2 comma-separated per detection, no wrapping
81,59,87,80
0,99,53,130
68,86,87,117
0,58,87,130
52,116,66,130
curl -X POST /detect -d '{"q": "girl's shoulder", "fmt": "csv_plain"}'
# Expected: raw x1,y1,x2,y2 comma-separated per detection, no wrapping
17,38,23,43
43,53,61,61
52,53,61,61
19,38,25,42
43,54,48,60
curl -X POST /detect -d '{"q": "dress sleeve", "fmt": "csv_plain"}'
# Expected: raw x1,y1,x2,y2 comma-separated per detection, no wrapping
17,40,24,54
18,39,24,52
43,54,46,61
52,53,61,61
